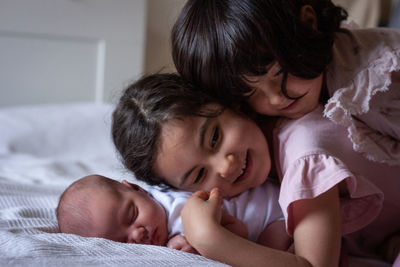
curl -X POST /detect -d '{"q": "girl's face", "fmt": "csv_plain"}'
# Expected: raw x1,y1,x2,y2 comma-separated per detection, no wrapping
154,105,271,198
244,63,323,119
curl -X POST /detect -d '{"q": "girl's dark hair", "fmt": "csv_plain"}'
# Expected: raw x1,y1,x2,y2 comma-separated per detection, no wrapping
172,0,348,105
112,73,222,187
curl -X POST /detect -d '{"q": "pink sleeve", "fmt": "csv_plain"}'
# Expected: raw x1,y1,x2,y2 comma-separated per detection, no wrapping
278,153,383,236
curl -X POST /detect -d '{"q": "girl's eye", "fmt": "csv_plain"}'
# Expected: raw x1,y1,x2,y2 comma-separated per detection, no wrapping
194,168,205,184
274,68,283,77
243,88,256,97
211,127,219,148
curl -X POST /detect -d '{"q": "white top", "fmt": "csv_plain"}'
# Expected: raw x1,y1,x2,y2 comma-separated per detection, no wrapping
148,180,283,242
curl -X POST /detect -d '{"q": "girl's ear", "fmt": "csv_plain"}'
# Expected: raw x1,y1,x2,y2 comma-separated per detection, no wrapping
121,180,147,193
300,5,318,30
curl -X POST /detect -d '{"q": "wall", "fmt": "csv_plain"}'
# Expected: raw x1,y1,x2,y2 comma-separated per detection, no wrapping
0,0,146,107
332,0,399,27
144,0,186,74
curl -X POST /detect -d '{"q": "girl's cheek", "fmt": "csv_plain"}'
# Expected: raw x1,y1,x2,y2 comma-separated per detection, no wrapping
247,97,267,114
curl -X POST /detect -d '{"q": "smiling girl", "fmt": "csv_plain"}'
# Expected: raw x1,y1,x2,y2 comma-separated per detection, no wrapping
112,73,270,197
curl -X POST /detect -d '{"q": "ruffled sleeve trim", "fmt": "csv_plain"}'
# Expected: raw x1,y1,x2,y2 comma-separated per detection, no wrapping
324,30,400,165
278,154,383,236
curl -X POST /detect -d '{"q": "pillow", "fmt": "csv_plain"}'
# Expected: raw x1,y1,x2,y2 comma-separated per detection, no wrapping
0,102,116,160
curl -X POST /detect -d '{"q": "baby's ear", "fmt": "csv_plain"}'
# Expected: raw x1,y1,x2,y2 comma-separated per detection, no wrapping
122,180,147,193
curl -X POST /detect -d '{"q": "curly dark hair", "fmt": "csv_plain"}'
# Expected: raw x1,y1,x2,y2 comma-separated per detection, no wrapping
172,0,348,105
112,73,223,187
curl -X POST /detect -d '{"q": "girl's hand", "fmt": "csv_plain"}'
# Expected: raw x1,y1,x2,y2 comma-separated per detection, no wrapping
182,189,312,267
181,188,223,248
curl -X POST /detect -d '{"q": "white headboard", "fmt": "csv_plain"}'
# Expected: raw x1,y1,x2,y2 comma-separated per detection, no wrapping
0,0,147,107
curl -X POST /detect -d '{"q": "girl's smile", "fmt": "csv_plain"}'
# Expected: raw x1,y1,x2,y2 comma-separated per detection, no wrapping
233,151,250,183
154,105,271,197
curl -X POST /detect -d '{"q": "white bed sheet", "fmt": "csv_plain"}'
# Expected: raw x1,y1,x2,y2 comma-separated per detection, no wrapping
0,102,228,267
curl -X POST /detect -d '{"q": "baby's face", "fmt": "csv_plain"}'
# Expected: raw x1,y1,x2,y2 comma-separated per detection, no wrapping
87,181,168,245
154,105,271,197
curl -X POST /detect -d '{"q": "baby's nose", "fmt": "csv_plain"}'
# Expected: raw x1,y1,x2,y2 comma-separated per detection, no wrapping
129,227,149,244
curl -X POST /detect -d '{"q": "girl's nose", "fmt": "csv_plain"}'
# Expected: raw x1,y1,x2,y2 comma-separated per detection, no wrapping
268,90,285,106
128,226,149,244
218,154,236,179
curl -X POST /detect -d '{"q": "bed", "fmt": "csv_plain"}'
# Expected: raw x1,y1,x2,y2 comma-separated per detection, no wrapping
0,102,393,267
0,102,229,266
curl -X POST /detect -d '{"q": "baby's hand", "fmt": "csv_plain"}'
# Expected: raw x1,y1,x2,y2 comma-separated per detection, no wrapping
167,235,198,254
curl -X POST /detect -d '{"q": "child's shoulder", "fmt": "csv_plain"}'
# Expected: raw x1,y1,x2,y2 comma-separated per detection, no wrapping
274,106,349,161
275,106,334,138
326,27,400,114
333,28,400,63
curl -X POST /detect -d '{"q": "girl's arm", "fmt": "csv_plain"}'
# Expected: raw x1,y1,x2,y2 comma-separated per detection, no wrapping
181,189,312,267
291,185,341,267
257,220,292,251
220,210,248,239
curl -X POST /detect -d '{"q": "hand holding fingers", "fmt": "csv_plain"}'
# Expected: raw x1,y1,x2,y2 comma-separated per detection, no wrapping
181,188,224,248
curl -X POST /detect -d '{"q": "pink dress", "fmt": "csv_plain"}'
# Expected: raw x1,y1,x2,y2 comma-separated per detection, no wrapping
324,28,400,166
273,105,400,257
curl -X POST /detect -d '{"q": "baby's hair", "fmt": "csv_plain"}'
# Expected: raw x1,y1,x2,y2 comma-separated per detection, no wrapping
57,174,120,236
172,0,348,105
112,73,223,187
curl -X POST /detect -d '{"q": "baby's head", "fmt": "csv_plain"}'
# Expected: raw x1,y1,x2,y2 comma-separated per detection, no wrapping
112,73,271,198
57,174,168,245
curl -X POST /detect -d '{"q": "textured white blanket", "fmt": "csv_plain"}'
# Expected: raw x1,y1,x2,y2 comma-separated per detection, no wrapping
0,103,228,267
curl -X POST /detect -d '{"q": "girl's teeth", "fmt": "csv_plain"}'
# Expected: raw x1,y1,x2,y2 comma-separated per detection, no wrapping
237,158,247,178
